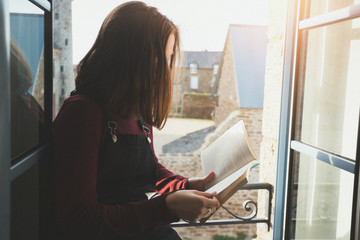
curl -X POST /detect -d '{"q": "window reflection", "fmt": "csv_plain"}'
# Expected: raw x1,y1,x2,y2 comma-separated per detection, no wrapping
307,0,360,19
295,18,360,160
10,0,45,161
290,152,353,239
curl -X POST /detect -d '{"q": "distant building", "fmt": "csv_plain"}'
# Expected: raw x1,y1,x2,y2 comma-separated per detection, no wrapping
9,0,74,117
53,0,75,114
173,51,222,118
213,24,268,157
214,24,268,124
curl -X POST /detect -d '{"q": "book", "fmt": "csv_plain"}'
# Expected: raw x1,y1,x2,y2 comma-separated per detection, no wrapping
200,120,258,223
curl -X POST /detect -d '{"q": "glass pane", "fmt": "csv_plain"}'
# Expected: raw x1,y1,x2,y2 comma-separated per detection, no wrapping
295,18,360,160
289,152,353,239
11,162,39,240
305,0,360,19
10,0,45,161
190,75,199,89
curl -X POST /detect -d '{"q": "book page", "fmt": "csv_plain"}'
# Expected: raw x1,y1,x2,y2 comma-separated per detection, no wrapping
200,162,255,224
205,161,252,194
201,120,257,190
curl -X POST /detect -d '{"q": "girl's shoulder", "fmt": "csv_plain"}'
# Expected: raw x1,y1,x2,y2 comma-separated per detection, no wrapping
63,94,101,113
54,93,104,127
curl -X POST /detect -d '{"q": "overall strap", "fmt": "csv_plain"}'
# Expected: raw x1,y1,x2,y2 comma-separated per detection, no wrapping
70,89,150,143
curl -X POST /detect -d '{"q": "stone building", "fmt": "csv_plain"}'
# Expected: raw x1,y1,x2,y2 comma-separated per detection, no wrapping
214,24,268,125
213,24,268,174
9,0,74,117
159,25,269,240
53,0,75,114
173,51,222,119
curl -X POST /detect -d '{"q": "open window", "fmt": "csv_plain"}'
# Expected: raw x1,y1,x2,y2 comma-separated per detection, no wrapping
274,1,360,239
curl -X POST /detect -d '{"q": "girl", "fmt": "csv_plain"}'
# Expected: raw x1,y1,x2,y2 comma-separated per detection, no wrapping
52,1,219,239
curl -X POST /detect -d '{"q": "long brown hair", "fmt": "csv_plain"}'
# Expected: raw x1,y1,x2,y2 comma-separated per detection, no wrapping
10,41,33,92
75,1,180,129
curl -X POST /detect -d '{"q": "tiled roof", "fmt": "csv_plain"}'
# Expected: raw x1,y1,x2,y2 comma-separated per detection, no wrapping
182,51,222,69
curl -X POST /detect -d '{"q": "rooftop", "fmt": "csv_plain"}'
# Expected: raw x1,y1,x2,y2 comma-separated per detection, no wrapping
182,51,222,69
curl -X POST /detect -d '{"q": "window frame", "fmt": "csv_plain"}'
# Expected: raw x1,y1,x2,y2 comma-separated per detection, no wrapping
190,75,199,89
189,63,198,74
0,0,53,239
0,0,11,239
274,1,360,239
213,64,219,75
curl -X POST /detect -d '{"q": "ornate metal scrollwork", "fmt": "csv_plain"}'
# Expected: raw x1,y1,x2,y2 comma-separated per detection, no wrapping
221,200,257,220
171,182,273,231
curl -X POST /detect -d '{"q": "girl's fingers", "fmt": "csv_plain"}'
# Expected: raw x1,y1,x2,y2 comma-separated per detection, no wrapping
194,190,217,198
203,171,215,183
193,190,220,208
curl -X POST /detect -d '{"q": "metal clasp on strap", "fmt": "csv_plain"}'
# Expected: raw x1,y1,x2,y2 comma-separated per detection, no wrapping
138,120,151,144
107,121,118,143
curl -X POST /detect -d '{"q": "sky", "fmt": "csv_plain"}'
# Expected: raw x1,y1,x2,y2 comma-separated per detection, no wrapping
72,0,269,64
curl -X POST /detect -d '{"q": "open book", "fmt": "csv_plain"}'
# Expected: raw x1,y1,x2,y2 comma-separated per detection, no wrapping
200,120,258,223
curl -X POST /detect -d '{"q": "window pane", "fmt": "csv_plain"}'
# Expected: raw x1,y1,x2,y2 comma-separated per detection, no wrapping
190,63,198,74
11,162,39,240
305,0,360,19
295,18,360,160
10,0,45,161
213,64,219,75
190,75,199,89
289,152,353,239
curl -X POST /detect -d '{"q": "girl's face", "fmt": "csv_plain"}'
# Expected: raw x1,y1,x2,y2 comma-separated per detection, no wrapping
166,33,175,66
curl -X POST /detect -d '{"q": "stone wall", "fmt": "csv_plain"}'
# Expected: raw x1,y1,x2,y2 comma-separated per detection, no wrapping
181,92,215,119
53,0,75,114
32,0,74,116
257,0,288,238
177,68,215,94
214,32,238,125
172,67,216,116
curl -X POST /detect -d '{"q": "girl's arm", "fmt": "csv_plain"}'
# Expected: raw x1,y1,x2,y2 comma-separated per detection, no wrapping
148,127,189,193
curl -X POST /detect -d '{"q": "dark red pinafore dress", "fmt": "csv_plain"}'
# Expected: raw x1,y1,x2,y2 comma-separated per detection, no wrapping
80,94,181,240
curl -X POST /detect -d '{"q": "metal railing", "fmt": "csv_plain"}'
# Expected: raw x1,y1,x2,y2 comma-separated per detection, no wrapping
171,182,273,231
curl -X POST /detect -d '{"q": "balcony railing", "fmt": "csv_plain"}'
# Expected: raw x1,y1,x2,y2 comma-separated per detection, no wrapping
171,182,273,231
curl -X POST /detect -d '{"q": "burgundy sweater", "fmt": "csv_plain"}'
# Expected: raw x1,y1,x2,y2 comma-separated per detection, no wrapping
52,94,188,239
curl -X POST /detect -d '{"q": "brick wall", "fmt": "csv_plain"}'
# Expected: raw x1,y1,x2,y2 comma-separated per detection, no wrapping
235,109,263,158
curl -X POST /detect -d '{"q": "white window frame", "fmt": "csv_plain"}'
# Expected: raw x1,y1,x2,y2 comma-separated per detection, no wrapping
189,63,197,74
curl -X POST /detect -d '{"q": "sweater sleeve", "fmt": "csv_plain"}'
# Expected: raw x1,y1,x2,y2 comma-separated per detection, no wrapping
148,126,189,194
52,97,178,240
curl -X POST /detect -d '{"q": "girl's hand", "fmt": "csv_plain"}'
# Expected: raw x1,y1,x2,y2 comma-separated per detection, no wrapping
188,171,215,191
165,190,220,222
